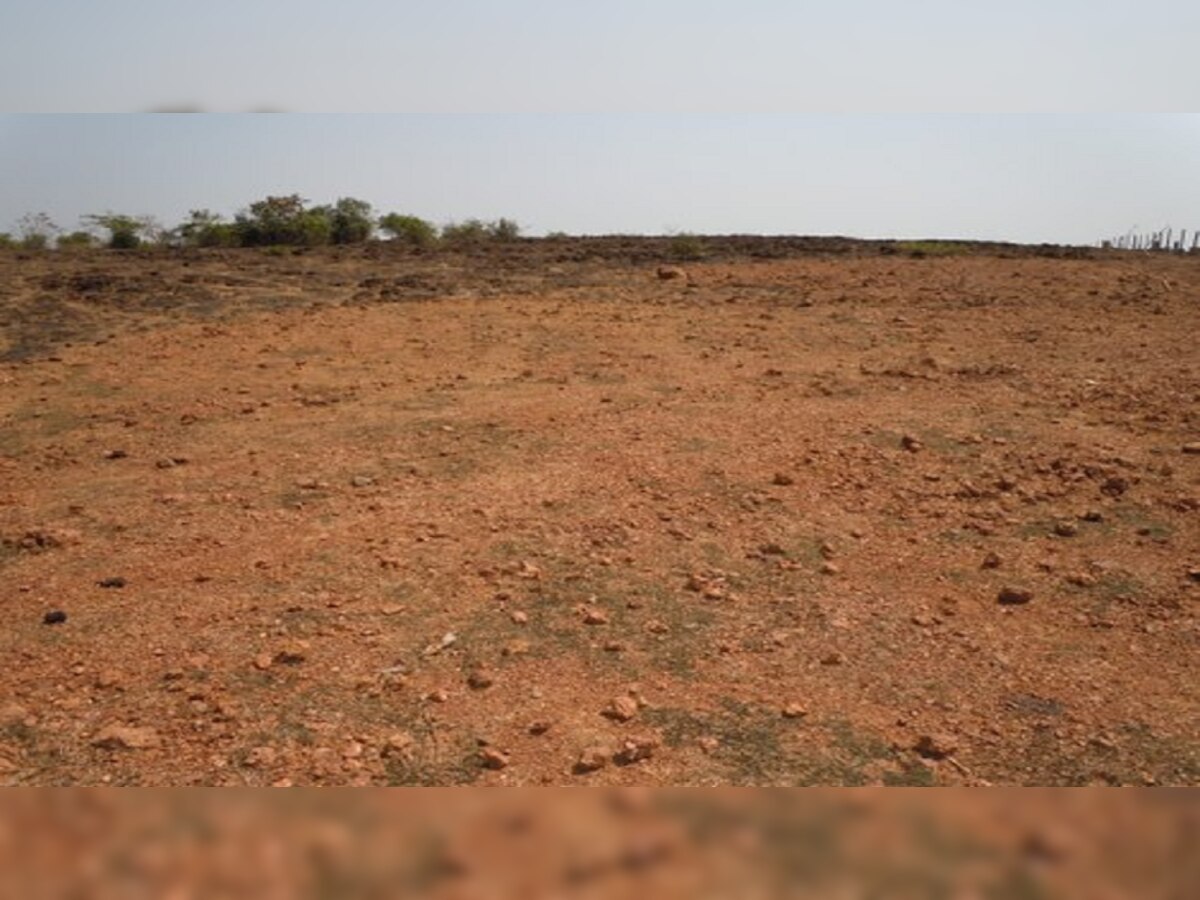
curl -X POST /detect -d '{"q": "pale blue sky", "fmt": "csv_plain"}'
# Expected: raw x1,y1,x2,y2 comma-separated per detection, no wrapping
0,1,1197,112
2,115,1198,243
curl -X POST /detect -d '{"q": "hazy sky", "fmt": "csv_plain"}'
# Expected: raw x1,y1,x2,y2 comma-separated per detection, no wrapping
2,115,1198,243
1,1,1197,112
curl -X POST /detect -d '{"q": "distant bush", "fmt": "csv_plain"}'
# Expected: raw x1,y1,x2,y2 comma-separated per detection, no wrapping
17,212,58,250
83,213,161,249
0,233,14,249
668,232,706,261
379,213,438,248
235,195,331,247
894,240,971,258
545,231,571,239
178,210,239,247
323,197,375,245
488,217,521,240
57,231,97,249
441,218,521,246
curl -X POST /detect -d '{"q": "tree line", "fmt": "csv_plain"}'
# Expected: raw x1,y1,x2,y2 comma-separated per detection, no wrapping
0,196,521,251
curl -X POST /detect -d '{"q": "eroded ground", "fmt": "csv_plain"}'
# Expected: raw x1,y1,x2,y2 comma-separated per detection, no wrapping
1,240,1197,785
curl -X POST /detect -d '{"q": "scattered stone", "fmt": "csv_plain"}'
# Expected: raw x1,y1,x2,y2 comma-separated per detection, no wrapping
759,542,786,556
574,746,610,773
480,747,510,770
97,577,126,589
383,732,415,758
528,720,552,736
42,610,67,625
820,651,846,666
1081,510,1104,522
997,587,1033,606
502,639,531,657
1053,521,1079,538
379,604,404,616
0,704,29,728
274,641,308,665
582,607,609,625
771,473,795,486
981,552,1002,569
901,435,923,452
1182,442,1200,455
253,652,273,671
467,667,495,690
94,670,122,690
782,703,807,719
614,734,659,765
603,640,627,653
1187,567,1200,583
425,689,450,704
914,733,957,760
820,561,841,576
1100,476,1129,497
603,696,639,722
510,611,529,625
103,449,128,460
350,475,375,488
246,746,277,768
656,266,687,281
92,725,161,751
697,736,720,754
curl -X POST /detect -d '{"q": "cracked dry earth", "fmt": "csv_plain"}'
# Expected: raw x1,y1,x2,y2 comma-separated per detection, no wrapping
0,244,1197,785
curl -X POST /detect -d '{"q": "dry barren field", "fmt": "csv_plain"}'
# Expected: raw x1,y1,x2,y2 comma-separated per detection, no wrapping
1,238,1197,786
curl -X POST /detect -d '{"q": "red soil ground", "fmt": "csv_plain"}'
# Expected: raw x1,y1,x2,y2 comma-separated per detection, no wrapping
1,239,1197,786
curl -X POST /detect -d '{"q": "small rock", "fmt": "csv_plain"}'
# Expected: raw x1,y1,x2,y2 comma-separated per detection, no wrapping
1081,510,1104,522
981,552,1002,569
782,703,807,719
246,746,277,768
656,266,687,281
603,696,639,722
383,732,415,758
820,561,841,576
0,704,29,727
574,746,610,773
901,435,923,452
253,652,273,671
582,607,609,625
820,651,846,666
1181,442,1200,455
425,689,450,704
103,449,128,460
42,610,67,625
97,577,126,589
603,640,627,653
467,667,495,690
1053,521,1079,537
528,720,552,736
914,733,957,759
502,639,531,657
997,587,1033,605
274,642,308,665
92,725,160,751
614,734,659,765
350,475,375,488
480,747,509,770
510,611,529,625
1187,567,1200,583
697,736,720,754
1100,476,1129,497
94,670,122,689
771,473,795,486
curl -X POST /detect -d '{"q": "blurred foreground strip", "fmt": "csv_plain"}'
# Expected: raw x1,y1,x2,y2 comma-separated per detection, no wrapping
0,789,1195,898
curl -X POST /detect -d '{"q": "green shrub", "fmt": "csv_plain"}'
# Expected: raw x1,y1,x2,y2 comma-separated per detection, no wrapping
0,233,13,249
668,232,706,261
379,213,438,248
57,231,96,249
441,218,521,245
235,195,331,247
325,197,374,245
83,213,156,249
17,212,58,250
894,240,971,258
178,210,239,247
487,217,521,240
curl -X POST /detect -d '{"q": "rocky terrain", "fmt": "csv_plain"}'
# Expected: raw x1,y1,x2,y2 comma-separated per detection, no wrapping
1,238,1196,785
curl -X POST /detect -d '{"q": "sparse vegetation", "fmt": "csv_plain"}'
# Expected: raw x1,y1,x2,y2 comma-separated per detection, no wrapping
378,213,438,248
16,212,59,250
668,231,706,261
895,240,972,257
84,213,159,249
